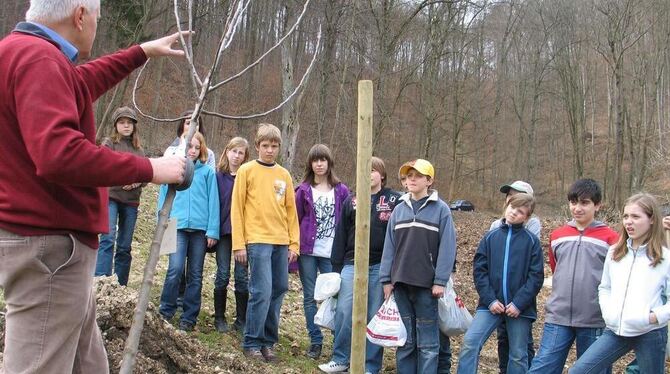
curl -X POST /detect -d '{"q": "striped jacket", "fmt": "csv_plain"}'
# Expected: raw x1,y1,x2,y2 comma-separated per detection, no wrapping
545,220,619,327
379,191,456,289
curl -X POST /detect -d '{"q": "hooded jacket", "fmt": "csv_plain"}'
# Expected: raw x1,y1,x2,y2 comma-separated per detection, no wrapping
474,221,544,319
158,161,220,240
379,191,456,289
295,181,350,255
599,241,670,337
545,220,619,327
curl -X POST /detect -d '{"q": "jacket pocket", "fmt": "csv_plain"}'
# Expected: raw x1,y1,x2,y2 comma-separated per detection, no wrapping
625,311,652,330
601,306,619,328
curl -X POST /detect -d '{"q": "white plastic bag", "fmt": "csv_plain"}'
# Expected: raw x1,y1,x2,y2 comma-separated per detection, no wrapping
366,294,407,347
314,272,341,301
438,278,473,336
314,296,337,330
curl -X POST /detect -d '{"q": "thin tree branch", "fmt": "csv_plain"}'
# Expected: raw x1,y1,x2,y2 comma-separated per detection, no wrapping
209,0,313,91
203,25,322,120
174,0,202,92
132,59,187,122
206,0,251,85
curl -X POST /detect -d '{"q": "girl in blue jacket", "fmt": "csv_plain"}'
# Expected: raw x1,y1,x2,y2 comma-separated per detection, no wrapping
294,144,349,359
457,193,543,374
158,132,220,332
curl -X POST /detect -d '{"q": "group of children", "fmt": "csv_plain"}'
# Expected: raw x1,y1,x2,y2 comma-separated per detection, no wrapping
95,106,669,373
458,179,670,374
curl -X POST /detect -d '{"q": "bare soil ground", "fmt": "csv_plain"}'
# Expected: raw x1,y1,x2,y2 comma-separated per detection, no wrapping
0,194,662,373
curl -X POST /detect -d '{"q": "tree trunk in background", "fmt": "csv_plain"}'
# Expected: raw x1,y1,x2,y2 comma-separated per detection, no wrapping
489,1,519,198
316,0,345,144
237,0,258,140
279,4,300,173
612,58,625,208
95,0,159,142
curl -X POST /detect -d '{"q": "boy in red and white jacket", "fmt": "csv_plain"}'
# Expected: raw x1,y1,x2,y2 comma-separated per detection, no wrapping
529,179,619,374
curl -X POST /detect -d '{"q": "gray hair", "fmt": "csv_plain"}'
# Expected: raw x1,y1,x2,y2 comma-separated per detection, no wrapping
26,0,100,24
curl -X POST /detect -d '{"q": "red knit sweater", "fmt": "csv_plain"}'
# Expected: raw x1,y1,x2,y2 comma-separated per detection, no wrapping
0,32,153,248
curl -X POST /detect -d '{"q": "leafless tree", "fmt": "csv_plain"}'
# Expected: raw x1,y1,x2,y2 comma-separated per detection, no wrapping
120,1,320,372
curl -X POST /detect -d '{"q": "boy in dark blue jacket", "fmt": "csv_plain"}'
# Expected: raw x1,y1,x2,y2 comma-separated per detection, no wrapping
380,159,457,374
456,193,543,374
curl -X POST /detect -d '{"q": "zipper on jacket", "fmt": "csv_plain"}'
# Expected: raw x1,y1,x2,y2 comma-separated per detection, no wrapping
409,195,434,269
617,249,637,335
569,230,584,325
502,227,512,305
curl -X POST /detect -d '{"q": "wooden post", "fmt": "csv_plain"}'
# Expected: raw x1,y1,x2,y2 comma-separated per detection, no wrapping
350,80,373,374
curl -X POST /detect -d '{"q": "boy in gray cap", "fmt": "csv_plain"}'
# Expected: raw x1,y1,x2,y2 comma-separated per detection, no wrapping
490,180,541,373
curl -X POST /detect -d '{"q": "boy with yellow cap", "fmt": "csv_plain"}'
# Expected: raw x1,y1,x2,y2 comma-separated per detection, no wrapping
379,159,457,373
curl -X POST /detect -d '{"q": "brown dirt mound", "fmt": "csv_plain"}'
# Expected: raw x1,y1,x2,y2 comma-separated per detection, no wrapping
0,277,256,373
95,277,257,373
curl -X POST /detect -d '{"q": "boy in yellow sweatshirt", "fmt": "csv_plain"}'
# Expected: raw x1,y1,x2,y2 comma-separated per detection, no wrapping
232,123,299,362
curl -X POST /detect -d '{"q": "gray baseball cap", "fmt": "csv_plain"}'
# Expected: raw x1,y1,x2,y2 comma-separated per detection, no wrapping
500,180,534,196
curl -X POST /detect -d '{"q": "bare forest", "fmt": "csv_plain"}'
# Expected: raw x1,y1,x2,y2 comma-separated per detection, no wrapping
2,0,669,210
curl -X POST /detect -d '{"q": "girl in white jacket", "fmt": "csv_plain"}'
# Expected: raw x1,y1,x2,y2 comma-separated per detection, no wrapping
570,193,669,373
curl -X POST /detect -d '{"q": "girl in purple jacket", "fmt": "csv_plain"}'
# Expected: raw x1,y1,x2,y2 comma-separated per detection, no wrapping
294,144,349,359
213,137,250,333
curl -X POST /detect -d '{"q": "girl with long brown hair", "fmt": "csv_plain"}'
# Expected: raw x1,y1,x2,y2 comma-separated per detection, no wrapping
570,193,669,373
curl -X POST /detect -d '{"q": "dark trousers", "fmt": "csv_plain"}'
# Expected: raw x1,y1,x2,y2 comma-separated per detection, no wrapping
497,320,535,373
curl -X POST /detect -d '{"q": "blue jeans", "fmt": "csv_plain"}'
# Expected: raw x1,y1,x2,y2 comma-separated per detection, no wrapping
243,243,289,350
95,200,138,285
298,254,332,345
214,234,248,292
457,310,532,374
394,283,440,374
569,327,667,374
529,323,610,374
331,264,384,373
159,230,207,325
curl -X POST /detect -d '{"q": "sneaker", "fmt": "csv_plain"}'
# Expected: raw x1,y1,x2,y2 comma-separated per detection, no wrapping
306,344,322,359
260,346,278,363
243,348,264,362
178,321,194,332
318,361,349,373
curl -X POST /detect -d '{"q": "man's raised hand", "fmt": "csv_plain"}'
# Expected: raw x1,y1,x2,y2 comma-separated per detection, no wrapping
140,31,194,58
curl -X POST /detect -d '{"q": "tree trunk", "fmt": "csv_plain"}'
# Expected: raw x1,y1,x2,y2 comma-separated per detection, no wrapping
280,37,299,172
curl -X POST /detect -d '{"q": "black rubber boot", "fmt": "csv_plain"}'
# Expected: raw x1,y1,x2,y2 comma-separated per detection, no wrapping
233,291,248,332
214,288,229,333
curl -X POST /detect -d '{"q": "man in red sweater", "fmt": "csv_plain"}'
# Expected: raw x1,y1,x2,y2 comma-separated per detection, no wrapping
0,1,189,373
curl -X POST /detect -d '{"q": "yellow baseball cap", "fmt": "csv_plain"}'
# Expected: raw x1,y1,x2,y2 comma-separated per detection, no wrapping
398,159,435,179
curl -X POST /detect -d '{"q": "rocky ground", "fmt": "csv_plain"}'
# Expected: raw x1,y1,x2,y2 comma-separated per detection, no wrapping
0,196,659,373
